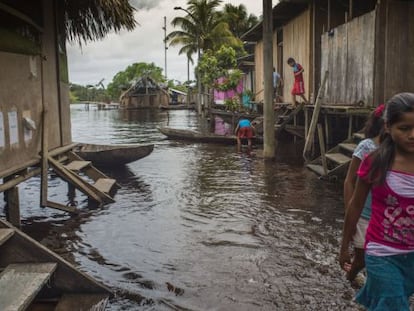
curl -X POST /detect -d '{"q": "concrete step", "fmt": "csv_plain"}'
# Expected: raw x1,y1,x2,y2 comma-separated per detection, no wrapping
0,263,57,311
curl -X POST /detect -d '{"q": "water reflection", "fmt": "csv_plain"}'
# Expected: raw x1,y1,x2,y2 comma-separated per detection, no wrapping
1,107,358,310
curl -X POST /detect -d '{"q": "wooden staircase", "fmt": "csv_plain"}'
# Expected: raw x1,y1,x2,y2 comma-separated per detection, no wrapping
252,103,305,137
0,219,111,310
44,150,120,213
306,133,364,179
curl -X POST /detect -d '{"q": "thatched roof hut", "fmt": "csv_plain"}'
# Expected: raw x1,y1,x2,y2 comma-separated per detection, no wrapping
0,0,137,180
121,76,170,109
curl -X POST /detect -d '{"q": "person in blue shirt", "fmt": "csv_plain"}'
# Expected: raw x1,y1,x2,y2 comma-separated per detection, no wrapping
273,67,283,102
235,118,255,152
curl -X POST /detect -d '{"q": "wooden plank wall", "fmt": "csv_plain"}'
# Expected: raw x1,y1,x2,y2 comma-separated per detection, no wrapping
320,10,376,106
0,1,71,176
282,10,311,103
254,41,264,102
383,1,414,100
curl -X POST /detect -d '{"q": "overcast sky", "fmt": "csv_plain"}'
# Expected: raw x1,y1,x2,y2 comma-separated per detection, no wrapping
67,0,266,87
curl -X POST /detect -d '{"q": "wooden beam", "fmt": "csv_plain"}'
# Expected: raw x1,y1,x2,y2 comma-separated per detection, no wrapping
46,200,78,214
317,124,328,176
0,3,43,32
0,168,41,193
303,71,329,161
5,186,20,228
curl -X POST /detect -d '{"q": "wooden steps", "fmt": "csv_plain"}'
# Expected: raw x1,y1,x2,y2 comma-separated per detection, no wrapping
306,132,365,179
0,228,14,246
44,150,120,212
0,219,111,310
0,263,57,311
93,178,117,194
55,294,108,311
325,153,351,165
64,160,91,171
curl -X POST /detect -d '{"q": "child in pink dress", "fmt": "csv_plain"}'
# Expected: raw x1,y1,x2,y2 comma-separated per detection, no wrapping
340,93,414,310
343,104,385,282
287,57,308,107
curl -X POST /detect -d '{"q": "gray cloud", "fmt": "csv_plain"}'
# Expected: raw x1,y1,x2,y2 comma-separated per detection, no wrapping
129,0,163,10
67,0,263,87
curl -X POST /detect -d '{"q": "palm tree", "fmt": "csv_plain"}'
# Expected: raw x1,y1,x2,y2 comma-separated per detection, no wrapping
218,3,259,38
167,0,241,62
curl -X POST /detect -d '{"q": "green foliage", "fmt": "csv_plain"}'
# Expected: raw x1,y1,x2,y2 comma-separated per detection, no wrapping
167,0,243,62
69,83,108,103
106,62,165,100
198,46,242,91
224,96,240,111
69,90,78,103
217,4,259,38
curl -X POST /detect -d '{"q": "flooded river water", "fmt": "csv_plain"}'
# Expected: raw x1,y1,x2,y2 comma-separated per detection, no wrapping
5,106,359,310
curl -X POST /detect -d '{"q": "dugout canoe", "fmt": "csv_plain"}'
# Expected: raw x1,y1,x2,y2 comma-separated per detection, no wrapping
0,218,111,310
75,143,154,166
158,127,262,145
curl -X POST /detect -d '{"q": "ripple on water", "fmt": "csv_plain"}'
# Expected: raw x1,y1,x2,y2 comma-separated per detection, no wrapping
0,108,358,310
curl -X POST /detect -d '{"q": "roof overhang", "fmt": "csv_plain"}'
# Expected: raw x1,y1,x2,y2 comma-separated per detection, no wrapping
241,0,310,42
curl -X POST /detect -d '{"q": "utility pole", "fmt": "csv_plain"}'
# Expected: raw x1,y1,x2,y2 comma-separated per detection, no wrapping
162,16,168,80
174,6,202,116
263,0,275,158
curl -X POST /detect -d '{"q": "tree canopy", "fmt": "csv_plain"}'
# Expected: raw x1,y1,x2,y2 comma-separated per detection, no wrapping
167,0,242,63
106,62,165,100
218,3,259,38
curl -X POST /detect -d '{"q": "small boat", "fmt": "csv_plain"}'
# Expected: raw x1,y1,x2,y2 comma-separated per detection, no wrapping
159,104,195,110
158,127,262,145
0,218,111,310
74,143,154,166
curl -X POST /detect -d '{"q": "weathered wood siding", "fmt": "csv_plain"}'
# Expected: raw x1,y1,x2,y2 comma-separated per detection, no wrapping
383,1,414,100
283,10,311,103
254,41,264,102
321,11,375,106
0,1,71,177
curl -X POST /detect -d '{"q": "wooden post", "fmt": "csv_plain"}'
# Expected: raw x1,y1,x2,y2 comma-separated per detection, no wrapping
263,0,276,158
324,113,330,145
317,124,328,176
348,115,353,139
303,71,328,161
304,107,309,139
40,52,48,207
6,186,21,228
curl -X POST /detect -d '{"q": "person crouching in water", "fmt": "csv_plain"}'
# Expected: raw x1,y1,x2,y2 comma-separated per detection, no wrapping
235,118,255,152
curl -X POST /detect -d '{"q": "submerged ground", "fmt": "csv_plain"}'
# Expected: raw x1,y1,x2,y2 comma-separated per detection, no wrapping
1,107,358,310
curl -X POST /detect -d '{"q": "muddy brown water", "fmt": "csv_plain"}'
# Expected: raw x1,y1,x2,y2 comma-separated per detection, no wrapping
1,106,359,310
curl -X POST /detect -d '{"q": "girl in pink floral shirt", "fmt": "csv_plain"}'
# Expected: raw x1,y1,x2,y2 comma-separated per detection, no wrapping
340,93,414,310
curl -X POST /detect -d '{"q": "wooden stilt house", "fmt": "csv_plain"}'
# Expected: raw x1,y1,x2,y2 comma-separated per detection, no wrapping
242,0,414,177
0,1,135,220
0,1,137,309
120,76,169,109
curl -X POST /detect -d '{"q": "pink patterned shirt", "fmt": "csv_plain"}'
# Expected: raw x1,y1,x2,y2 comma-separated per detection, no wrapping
358,157,414,251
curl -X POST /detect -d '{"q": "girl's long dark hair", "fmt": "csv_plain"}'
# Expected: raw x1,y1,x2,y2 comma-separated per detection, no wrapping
363,107,384,138
368,93,414,184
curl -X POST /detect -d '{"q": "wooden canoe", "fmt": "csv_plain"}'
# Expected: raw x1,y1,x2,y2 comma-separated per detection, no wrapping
75,143,154,166
158,127,262,145
0,219,111,310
